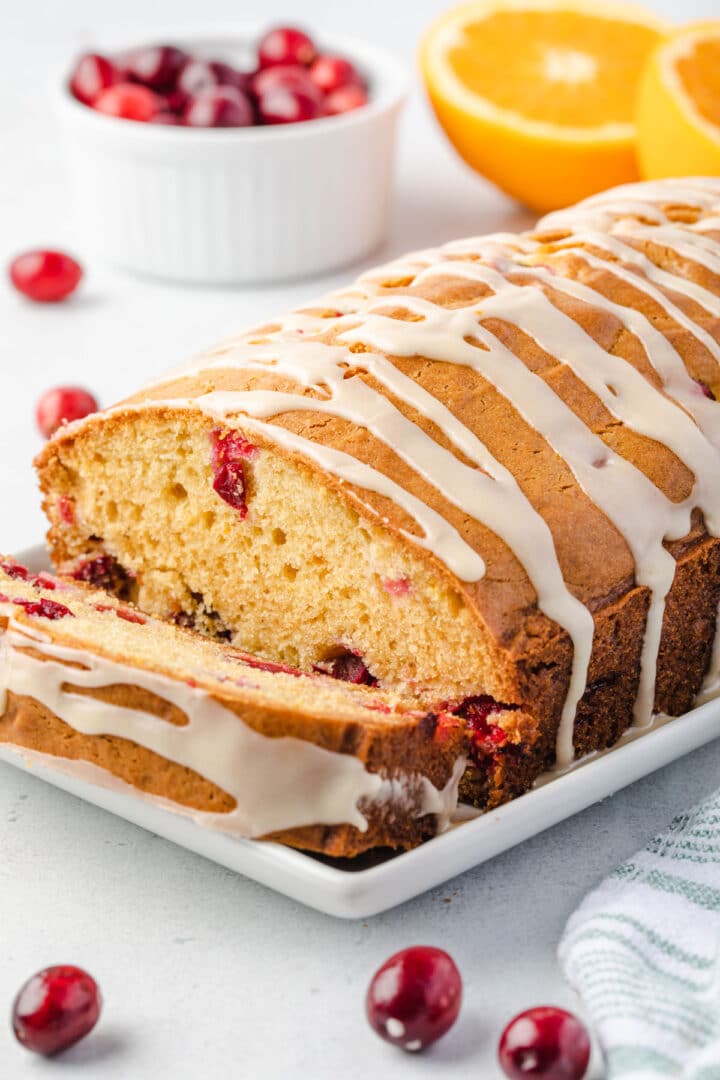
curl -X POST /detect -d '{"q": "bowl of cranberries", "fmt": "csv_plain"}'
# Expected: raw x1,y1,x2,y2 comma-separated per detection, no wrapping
58,26,407,283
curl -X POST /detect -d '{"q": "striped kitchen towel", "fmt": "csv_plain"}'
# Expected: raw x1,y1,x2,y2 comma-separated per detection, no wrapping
559,789,720,1079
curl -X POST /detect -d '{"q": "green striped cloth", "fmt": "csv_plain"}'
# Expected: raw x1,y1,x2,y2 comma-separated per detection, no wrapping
559,790,720,1079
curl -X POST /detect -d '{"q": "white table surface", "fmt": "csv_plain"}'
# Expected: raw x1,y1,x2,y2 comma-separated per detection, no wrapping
1,0,718,1075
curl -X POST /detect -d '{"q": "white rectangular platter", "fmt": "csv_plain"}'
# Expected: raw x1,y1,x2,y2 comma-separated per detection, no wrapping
3,545,720,919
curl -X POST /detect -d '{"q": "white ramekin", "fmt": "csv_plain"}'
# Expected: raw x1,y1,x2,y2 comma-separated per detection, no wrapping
54,29,408,284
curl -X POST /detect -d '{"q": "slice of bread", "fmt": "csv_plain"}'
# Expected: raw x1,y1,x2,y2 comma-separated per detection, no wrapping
0,558,503,856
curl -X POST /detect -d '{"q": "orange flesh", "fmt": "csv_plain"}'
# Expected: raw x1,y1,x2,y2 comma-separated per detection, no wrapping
676,36,720,129
448,12,661,126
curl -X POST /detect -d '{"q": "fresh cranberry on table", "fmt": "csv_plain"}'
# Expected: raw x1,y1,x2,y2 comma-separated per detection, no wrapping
309,55,361,95
366,946,462,1052
326,83,369,116
183,87,254,128
125,44,187,90
257,26,317,69
9,250,83,303
12,965,102,1056
69,53,120,105
498,1007,591,1080
257,84,323,125
94,82,161,121
36,387,99,439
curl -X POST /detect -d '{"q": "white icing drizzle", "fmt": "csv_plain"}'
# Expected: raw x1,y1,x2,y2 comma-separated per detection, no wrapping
409,249,720,464
433,270,720,518
72,178,720,769
539,178,720,231
0,625,464,837
627,225,720,277
531,245,720,367
549,229,720,317
695,218,720,235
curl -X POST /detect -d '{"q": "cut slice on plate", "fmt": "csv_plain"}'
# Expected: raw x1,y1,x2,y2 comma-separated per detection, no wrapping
636,21,720,179
419,0,667,212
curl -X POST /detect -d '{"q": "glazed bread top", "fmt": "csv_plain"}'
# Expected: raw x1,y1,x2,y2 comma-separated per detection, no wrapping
38,179,720,769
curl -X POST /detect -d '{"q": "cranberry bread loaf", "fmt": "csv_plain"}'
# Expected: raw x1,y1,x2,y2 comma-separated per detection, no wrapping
0,558,488,856
36,178,720,811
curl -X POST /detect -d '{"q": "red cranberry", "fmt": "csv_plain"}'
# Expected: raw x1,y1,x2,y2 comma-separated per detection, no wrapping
498,1007,591,1080
125,45,187,91
72,554,128,592
177,59,221,95
0,562,58,591
210,429,258,516
0,560,30,581
94,603,146,624
695,378,716,400
36,387,98,439
252,64,321,99
178,59,249,97
324,651,378,686
0,595,74,620
326,83,369,116
58,495,75,524
9,250,82,303
310,55,361,95
34,574,59,591
164,89,188,113
183,87,254,128
383,576,411,597
258,26,317,69
257,84,322,125
366,946,462,1052
94,83,161,122
69,53,119,105
12,965,101,1056
227,651,304,677
453,694,518,770
220,67,254,95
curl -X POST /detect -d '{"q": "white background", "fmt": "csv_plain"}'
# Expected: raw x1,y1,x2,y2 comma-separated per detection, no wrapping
1,0,719,1076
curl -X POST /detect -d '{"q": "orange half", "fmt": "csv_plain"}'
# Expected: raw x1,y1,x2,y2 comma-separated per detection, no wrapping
636,21,720,179
420,0,667,211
